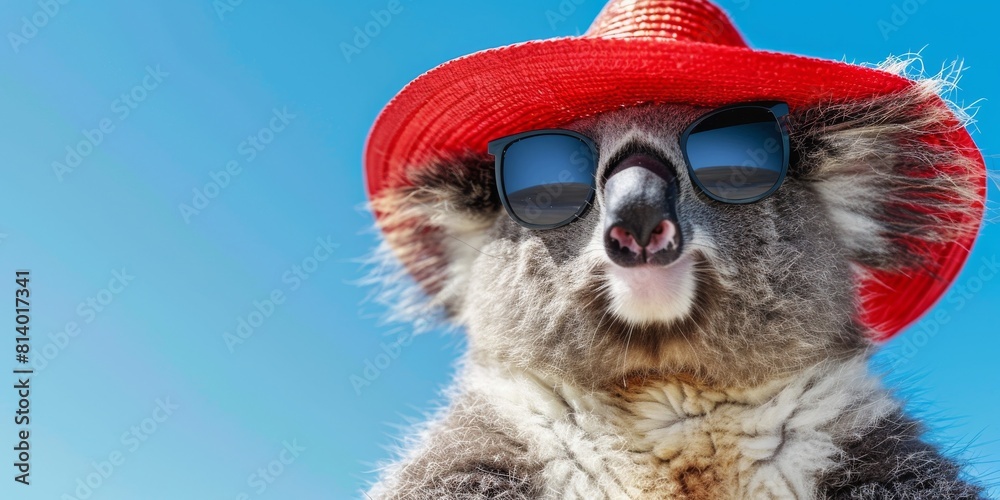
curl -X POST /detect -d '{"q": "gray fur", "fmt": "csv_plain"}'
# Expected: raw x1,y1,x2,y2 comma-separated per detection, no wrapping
370,382,543,499
819,409,984,499
365,77,984,498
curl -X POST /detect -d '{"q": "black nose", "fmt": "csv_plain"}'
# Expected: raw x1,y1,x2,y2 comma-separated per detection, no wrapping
603,154,683,267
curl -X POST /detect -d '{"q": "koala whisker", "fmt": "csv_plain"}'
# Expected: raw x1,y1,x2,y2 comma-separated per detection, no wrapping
446,234,501,260
589,304,615,358
684,242,720,253
580,249,612,259
617,313,639,387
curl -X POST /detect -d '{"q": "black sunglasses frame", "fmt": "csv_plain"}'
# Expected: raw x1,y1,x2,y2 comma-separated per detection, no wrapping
679,101,791,204
487,101,791,230
488,129,599,230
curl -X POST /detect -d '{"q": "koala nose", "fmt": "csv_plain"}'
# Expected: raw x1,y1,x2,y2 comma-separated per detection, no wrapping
603,153,683,267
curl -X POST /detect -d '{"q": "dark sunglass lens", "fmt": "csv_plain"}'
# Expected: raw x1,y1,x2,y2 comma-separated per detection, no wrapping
686,107,785,201
502,134,596,226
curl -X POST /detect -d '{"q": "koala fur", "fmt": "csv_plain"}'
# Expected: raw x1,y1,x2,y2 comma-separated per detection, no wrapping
364,63,985,499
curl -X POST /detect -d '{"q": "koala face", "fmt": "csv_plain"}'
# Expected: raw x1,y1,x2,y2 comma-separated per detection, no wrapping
456,104,863,389
373,85,978,389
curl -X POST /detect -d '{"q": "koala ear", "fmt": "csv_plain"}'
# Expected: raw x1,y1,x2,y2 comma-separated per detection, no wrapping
369,155,501,321
789,82,982,272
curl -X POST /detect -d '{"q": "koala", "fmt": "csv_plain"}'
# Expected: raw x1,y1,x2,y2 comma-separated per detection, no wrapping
364,74,985,499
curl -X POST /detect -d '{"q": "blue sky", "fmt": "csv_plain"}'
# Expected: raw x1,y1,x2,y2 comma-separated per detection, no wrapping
0,1,996,498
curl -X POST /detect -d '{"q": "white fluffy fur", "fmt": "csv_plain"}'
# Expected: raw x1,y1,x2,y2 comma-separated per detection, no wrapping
461,356,896,499
605,254,698,325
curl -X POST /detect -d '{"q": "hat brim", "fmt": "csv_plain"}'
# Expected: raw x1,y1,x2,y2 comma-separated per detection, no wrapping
364,36,986,341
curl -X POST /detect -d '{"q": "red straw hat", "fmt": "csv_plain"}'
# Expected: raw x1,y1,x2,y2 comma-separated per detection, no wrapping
364,0,986,341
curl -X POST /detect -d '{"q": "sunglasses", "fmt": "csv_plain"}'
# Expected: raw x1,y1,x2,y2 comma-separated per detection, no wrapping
487,101,791,229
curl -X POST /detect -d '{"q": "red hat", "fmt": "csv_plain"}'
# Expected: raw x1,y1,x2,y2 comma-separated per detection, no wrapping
364,0,986,341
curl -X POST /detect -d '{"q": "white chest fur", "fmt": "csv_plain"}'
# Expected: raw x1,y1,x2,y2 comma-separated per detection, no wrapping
466,358,895,499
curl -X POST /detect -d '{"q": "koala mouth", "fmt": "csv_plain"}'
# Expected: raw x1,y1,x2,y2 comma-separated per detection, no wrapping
605,253,698,325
